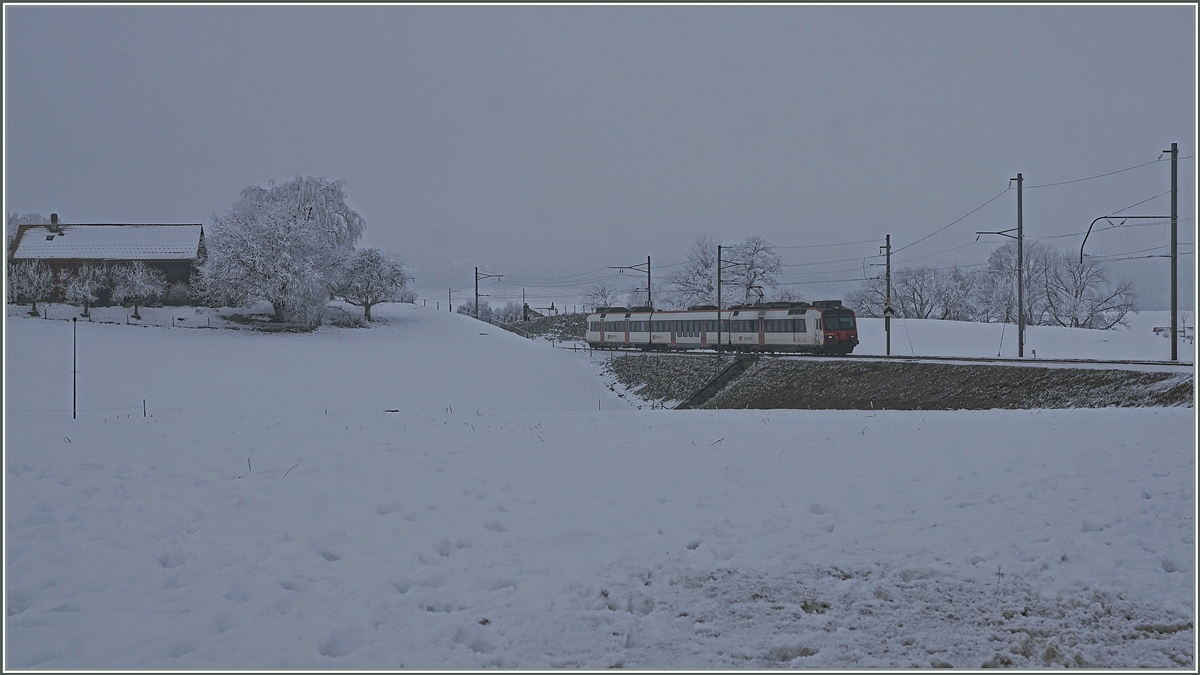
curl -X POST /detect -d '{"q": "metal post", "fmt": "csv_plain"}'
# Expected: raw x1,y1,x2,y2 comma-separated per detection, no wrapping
448,287,451,312
475,267,479,319
72,317,77,420
523,288,527,322
885,234,892,356
1015,173,1024,358
716,245,722,354
1169,142,1178,361
646,255,652,308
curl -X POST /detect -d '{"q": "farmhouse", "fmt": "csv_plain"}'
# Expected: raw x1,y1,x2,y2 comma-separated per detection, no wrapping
8,214,205,290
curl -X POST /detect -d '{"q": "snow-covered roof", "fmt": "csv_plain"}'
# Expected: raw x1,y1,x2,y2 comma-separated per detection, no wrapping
11,224,203,261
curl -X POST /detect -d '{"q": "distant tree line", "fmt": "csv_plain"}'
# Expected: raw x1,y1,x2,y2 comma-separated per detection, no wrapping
845,240,1137,329
578,234,1136,330
457,300,526,324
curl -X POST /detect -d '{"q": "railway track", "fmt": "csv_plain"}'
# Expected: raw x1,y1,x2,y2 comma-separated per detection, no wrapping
570,343,1194,370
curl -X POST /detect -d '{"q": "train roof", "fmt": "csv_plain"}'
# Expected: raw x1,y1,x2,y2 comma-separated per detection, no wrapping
587,301,852,317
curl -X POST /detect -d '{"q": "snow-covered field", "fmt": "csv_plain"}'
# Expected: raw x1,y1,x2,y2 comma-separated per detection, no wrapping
4,304,1195,668
855,311,1195,363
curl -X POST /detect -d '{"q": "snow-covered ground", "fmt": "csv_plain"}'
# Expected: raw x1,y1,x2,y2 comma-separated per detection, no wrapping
856,311,1194,363
4,304,1195,668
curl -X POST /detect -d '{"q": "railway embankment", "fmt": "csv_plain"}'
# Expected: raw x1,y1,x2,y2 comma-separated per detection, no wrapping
604,354,1194,410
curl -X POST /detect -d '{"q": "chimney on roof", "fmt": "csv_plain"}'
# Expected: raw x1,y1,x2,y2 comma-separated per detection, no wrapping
49,213,59,233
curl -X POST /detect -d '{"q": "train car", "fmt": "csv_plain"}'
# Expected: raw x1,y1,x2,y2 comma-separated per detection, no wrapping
585,301,858,354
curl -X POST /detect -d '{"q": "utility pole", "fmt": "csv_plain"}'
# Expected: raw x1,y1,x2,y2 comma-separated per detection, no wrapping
646,255,651,307
1168,142,1178,361
881,234,892,356
448,288,452,312
72,317,77,420
475,267,502,320
975,173,1024,357
1015,172,1024,358
522,288,527,322
609,258,652,308
716,245,722,354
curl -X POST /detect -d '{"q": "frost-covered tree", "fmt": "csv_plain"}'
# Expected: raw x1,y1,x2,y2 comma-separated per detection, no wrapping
667,235,719,307
335,248,411,321
931,266,980,321
494,300,523,324
457,299,493,320
726,236,782,304
63,264,109,317
583,282,623,311
111,262,168,320
7,260,57,316
985,240,1057,327
200,176,366,322
7,212,50,253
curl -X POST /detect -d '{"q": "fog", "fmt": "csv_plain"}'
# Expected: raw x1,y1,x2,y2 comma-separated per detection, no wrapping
4,5,1194,310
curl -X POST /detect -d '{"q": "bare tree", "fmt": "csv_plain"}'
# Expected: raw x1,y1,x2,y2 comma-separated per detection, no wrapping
985,240,1057,327
63,264,109,317
583,282,623,311
894,266,938,319
845,276,887,318
111,262,168,319
772,287,806,304
8,260,57,316
1043,253,1138,329
335,248,411,321
726,236,782,304
666,235,719,307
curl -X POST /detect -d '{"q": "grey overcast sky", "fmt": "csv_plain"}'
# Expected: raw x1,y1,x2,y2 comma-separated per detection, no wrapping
4,4,1196,310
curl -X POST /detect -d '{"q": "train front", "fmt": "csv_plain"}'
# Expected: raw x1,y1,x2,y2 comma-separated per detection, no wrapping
819,302,859,354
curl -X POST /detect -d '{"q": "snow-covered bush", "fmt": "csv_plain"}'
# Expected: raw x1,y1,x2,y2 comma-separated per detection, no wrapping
334,248,411,321
7,260,57,315
200,176,366,322
326,305,366,328
111,262,168,319
162,280,191,306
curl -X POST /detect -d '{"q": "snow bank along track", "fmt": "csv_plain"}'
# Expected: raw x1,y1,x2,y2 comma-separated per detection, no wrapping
600,354,1194,410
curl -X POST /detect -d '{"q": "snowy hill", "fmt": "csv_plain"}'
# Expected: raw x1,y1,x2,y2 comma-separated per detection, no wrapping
855,311,1194,362
4,304,1194,669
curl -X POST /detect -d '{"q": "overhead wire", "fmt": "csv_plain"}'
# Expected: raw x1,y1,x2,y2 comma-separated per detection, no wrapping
892,187,1012,255
1024,156,1167,189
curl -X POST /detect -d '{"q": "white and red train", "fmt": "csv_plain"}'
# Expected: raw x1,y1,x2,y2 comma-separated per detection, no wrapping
585,300,859,354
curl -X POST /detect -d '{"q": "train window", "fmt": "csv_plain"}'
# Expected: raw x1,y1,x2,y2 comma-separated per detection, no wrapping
797,318,807,333
816,318,821,330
